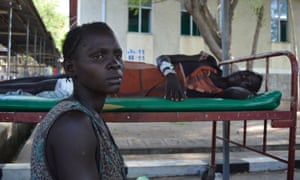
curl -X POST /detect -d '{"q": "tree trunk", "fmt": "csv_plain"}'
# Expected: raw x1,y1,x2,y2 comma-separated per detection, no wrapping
183,0,238,61
249,5,264,70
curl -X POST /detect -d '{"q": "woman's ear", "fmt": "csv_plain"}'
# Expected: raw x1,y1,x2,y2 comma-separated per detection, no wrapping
63,59,76,78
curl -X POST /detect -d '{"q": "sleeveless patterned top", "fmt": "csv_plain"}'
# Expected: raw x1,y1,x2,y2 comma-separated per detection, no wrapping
31,100,127,180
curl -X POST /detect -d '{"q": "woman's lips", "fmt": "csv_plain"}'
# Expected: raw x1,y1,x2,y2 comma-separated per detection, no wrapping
107,77,122,85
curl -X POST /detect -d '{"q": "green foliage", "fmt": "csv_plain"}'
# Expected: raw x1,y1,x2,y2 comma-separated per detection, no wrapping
129,0,152,15
129,0,151,6
33,0,68,53
248,0,264,15
247,0,266,26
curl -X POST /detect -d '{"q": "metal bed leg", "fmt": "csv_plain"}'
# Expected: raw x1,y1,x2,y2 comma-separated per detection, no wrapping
202,121,217,180
287,126,296,180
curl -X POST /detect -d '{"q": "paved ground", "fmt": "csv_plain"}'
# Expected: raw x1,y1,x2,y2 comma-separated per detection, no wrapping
4,102,297,179
12,111,300,179
0,84,298,178
109,121,299,154
16,120,300,162
145,169,300,180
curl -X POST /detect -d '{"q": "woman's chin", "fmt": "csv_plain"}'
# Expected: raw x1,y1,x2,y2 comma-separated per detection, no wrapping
107,85,122,94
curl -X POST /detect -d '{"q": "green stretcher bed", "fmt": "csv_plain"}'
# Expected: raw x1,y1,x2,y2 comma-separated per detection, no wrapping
0,90,281,112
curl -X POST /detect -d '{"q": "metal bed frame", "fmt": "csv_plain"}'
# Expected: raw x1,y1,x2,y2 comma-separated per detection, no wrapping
0,50,298,180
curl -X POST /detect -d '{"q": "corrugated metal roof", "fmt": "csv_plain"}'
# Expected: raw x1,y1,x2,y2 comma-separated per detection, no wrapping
0,0,60,66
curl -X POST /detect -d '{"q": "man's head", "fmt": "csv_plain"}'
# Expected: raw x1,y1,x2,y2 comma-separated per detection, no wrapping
226,70,263,94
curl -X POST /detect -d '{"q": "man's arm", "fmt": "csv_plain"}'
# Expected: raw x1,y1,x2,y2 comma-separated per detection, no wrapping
156,55,185,101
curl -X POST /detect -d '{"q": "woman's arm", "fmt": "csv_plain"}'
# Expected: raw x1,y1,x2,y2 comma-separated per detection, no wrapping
45,111,100,180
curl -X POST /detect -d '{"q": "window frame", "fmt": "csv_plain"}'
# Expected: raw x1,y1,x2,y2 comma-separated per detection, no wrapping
128,0,152,33
180,3,200,36
270,0,288,42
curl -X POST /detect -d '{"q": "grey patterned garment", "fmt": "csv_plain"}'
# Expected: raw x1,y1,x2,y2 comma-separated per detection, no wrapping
31,100,127,180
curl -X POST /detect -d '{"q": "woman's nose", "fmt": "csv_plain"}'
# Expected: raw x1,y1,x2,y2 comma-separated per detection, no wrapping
107,59,123,70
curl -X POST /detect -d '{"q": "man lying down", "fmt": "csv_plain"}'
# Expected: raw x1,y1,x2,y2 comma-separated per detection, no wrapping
0,51,262,100
0,74,73,98
156,51,263,101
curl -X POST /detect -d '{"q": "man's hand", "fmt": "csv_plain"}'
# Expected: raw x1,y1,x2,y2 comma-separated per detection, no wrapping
164,73,185,101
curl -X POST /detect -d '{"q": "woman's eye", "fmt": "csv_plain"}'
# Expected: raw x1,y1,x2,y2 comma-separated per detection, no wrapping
93,54,104,60
115,55,122,60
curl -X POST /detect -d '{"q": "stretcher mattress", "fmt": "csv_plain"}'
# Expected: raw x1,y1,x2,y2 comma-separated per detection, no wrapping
0,91,281,112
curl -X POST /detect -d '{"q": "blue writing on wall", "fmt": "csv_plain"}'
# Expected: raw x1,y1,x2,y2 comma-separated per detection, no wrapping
127,48,145,61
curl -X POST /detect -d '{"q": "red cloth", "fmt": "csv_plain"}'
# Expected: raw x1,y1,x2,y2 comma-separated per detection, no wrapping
185,66,223,94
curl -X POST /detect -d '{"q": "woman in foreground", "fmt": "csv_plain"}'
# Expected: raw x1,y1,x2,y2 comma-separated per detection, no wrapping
31,22,127,179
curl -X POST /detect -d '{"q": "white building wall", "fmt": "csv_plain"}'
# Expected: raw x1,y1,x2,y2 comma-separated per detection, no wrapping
179,36,205,55
78,0,102,25
231,1,271,57
105,0,128,59
152,0,180,61
77,0,300,67
126,33,153,63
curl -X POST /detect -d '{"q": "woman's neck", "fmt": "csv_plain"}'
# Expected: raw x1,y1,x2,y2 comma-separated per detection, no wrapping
71,87,106,114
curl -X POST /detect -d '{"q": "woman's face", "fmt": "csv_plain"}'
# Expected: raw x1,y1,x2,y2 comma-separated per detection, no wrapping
72,30,124,95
